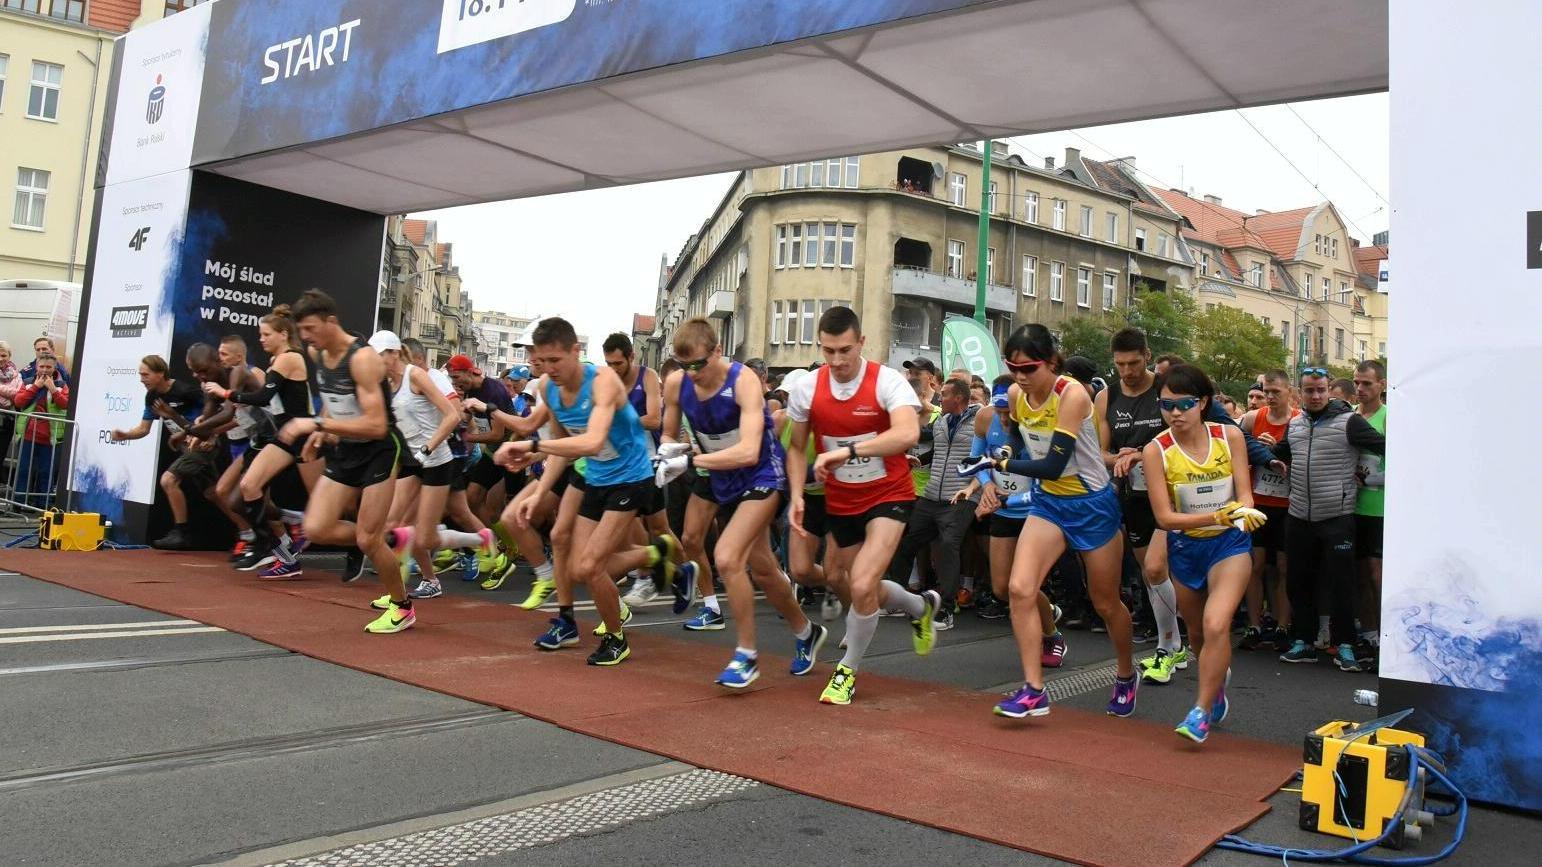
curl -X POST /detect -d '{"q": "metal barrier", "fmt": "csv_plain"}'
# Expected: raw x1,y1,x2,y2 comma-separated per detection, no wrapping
0,405,78,518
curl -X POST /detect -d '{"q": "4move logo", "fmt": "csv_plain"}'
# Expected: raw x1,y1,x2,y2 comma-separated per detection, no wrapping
111,305,149,339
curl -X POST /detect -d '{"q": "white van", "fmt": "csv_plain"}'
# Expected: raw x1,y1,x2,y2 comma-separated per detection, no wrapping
0,279,81,360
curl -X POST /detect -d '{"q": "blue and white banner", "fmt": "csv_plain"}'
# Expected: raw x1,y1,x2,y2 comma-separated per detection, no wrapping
104,1,213,186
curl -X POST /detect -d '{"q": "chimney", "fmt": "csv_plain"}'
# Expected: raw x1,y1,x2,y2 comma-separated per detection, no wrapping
1064,146,1081,168
1044,156,1055,169
1203,194,1221,204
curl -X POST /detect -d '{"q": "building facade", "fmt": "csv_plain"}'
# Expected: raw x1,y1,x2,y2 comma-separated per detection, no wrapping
645,143,1192,371
378,216,478,367
472,309,535,372
1,1,196,283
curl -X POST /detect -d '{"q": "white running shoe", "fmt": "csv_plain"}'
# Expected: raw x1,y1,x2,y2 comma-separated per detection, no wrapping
623,578,659,606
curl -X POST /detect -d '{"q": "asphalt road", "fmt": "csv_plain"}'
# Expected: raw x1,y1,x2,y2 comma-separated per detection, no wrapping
3,559,1535,866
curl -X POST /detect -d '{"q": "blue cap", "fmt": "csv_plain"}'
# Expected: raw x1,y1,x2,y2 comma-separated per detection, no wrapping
504,364,531,381
991,382,1010,409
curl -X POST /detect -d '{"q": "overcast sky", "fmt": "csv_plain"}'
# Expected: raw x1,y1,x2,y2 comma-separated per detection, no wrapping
417,93,1388,351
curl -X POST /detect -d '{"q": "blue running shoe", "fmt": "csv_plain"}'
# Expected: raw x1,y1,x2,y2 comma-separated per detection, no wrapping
790,623,828,676
1334,643,1363,672
534,617,579,651
408,578,443,599
672,561,698,615
715,651,760,689
1211,667,1231,724
1175,706,1211,744
1107,672,1139,718
683,604,725,631
994,683,1050,718
459,552,481,582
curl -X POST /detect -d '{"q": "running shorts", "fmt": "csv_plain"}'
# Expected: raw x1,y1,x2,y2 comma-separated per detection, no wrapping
1028,484,1122,553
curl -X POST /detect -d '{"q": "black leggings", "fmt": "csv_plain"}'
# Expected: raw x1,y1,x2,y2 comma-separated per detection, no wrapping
1285,515,1358,646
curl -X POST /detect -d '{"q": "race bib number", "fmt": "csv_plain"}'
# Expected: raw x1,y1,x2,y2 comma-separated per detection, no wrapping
821,432,883,484
565,422,619,462
1128,461,1148,492
321,391,362,420
1357,452,1383,488
1175,476,1235,516
1019,424,1052,460
1253,466,1289,499
696,427,741,454
994,469,1032,496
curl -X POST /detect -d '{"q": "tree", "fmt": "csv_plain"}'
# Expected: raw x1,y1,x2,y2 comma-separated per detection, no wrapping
1125,284,1196,360
1190,304,1288,398
1058,314,1118,375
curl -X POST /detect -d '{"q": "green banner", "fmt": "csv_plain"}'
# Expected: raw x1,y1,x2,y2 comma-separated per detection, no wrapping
941,315,1002,381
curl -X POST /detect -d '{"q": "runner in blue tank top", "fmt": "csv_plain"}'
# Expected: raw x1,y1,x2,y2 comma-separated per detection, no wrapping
495,318,680,667
655,318,827,688
603,332,681,607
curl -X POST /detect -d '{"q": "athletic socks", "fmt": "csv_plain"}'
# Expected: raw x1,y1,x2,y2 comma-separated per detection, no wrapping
794,621,814,641
839,609,880,671
1146,578,1181,653
558,605,575,623
439,528,486,550
533,561,554,579
879,579,927,619
238,529,255,542
703,594,721,614
735,646,758,659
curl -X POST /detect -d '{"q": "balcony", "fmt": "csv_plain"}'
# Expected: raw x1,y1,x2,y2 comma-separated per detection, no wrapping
380,285,398,307
707,290,735,319
890,266,1015,314
418,324,442,342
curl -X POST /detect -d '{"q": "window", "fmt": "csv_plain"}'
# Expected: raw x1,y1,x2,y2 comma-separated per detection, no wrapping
1335,328,1345,359
49,0,85,22
5,1,41,12
1052,199,1066,231
946,239,965,278
1316,326,1325,356
821,223,837,266
1261,316,1271,328
13,167,48,230
1079,206,1093,237
1076,268,1091,308
1157,232,1169,257
1021,255,1037,297
1205,303,1216,312
0,54,8,109
1249,262,1263,288
775,225,787,267
1359,340,1368,360
1281,320,1291,348
794,163,809,187
1201,251,1212,274
785,301,799,344
1339,281,1350,303
1134,227,1147,251
166,0,212,12
789,224,802,265
1314,233,1323,255
986,248,996,284
1024,191,1039,223
802,222,819,267
845,156,859,188
1378,341,1387,357
1328,237,1338,259
801,300,816,344
28,61,62,121
1102,272,1117,309
770,302,782,345
989,181,998,213
1049,262,1065,302
810,160,825,187
1321,276,1331,301
1106,212,1118,243
839,223,856,267
949,172,966,206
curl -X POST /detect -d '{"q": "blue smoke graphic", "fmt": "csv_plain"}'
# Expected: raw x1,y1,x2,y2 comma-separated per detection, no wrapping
70,460,132,542
163,206,228,325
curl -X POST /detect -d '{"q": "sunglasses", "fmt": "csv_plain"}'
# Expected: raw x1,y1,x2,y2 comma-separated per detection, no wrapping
1158,397,1202,413
675,356,711,373
1300,367,1329,377
1003,358,1047,374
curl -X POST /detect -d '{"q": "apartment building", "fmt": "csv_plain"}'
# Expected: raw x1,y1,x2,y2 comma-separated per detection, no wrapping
2,1,201,282
379,216,477,367
472,309,536,372
644,143,1191,371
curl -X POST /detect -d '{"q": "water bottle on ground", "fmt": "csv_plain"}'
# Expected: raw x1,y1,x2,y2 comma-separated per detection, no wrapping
1353,689,1378,707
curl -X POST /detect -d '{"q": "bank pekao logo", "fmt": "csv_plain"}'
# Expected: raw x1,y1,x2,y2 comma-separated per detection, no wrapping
111,305,150,339
146,74,166,124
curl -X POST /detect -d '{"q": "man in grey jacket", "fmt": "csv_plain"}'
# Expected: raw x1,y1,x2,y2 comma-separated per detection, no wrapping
1269,367,1386,671
887,378,980,630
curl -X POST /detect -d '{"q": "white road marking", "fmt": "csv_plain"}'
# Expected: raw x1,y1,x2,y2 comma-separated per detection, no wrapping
0,619,200,636
0,626,224,645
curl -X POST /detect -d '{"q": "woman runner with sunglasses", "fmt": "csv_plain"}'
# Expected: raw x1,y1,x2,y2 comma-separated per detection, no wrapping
1140,364,1267,743
987,324,1134,719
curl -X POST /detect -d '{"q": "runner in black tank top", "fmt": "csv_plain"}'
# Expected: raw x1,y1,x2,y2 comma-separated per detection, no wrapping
281,290,413,634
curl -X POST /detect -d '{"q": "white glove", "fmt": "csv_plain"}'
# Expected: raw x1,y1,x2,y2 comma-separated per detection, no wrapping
657,441,693,460
655,453,692,487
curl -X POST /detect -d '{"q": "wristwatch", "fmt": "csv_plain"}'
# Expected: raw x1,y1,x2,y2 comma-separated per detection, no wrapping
315,417,326,432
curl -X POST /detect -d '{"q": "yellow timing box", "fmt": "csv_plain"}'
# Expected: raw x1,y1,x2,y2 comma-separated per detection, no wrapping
1301,720,1427,848
38,509,107,551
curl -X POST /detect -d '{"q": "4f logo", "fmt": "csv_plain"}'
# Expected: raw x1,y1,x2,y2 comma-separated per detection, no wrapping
129,227,151,251
146,74,166,124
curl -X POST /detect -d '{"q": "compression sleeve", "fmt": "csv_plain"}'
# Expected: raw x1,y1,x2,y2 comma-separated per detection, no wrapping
231,369,283,406
969,434,991,482
1001,429,1077,480
1345,412,1386,456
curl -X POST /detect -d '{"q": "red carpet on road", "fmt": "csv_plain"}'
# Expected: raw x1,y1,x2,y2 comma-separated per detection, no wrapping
2,548,1297,866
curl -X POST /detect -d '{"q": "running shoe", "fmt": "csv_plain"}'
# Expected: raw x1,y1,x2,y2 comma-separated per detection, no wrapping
646,533,680,598
1333,643,1363,672
1131,624,1158,645
790,623,828,676
479,556,517,591
955,453,996,478
933,609,955,632
408,578,443,599
365,602,415,634
341,549,366,583
1051,603,1064,624
819,664,857,705
994,683,1050,719
1107,672,1139,717
370,594,392,610
257,559,303,580
683,604,725,631
1279,640,1319,664
286,524,309,556
912,589,941,656
593,603,633,636
820,591,843,622
1139,648,1181,684
587,632,630,666
622,577,659,606
1314,625,1332,651
478,552,508,580
1238,626,1262,650
1175,706,1211,744
235,544,277,572
519,576,556,610
956,587,975,609
1212,667,1232,724
976,596,1009,620
229,539,249,561
1041,632,1068,668
433,547,459,569
459,552,481,582
671,558,698,615
534,617,579,650
152,527,194,550
715,651,760,688
388,526,415,560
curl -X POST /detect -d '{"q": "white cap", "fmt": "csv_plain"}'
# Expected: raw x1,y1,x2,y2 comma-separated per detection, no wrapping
367,330,402,353
779,368,809,394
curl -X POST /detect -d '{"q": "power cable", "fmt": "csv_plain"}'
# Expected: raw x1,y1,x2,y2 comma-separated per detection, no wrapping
1283,104,1390,206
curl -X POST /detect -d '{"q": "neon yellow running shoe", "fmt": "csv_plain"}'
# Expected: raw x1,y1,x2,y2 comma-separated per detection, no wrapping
1140,647,1183,684
912,589,941,656
819,664,857,705
370,594,392,611
365,602,415,634
477,551,507,577
479,556,517,591
519,576,556,609
433,548,457,569
593,603,633,636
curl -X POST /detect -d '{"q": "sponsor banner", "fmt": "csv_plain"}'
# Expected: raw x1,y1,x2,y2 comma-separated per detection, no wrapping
941,315,1002,381
166,172,384,380
105,1,213,186
1386,0,1542,809
192,0,990,162
70,170,192,507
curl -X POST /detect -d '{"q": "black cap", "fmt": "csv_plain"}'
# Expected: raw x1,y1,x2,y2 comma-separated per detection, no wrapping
903,357,938,374
1064,356,1098,385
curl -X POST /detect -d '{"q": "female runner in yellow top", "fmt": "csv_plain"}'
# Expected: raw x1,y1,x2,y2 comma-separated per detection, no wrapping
1140,363,1266,744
